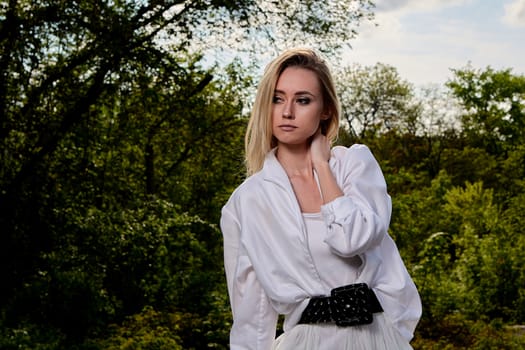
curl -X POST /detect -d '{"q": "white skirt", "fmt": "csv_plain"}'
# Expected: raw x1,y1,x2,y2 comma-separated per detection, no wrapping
272,313,412,350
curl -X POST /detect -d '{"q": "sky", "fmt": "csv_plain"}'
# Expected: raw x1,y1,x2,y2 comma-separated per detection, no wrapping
343,0,525,86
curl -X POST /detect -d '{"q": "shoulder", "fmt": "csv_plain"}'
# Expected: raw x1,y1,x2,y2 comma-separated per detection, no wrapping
222,172,265,213
330,144,386,184
331,144,377,164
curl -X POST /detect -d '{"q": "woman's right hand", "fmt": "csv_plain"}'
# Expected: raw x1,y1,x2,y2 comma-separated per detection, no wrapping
310,128,331,170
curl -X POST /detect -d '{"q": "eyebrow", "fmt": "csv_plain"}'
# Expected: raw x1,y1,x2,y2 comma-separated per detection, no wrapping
274,89,316,96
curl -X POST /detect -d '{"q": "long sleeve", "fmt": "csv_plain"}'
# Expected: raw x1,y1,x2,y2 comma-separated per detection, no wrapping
321,145,391,257
374,234,422,341
221,206,279,350
320,145,421,341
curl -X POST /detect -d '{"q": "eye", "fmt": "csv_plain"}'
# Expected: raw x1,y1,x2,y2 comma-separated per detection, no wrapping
296,97,311,105
272,95,283,104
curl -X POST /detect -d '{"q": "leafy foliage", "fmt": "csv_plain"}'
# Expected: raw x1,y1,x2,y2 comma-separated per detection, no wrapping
336,63,525,349
1,1,525,349
447,65,525,153
336,62,419,139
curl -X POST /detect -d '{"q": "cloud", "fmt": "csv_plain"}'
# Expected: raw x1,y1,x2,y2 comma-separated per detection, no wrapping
345,18,471,85
373,0,472,13
342,0,525,86
503,0,525,27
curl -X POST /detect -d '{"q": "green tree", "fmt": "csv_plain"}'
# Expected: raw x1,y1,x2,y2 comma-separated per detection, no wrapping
447,65,525,154
336,62,419,140
0,0,377,348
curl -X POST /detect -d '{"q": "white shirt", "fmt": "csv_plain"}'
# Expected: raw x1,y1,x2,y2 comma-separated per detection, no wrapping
302,212,362,288
220,145,422,350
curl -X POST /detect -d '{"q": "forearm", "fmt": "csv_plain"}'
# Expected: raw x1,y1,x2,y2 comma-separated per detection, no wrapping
314,160,343,203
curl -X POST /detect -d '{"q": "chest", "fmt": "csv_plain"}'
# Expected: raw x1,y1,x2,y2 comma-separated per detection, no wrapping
289,175,323,213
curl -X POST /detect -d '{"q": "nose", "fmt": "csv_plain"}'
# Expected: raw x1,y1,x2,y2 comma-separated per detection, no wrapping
282,103,294,119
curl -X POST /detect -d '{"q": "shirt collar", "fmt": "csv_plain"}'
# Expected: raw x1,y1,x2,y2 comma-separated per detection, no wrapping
261,148,291,188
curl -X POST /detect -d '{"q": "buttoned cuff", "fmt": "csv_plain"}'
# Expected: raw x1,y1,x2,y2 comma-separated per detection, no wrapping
320,196,355,227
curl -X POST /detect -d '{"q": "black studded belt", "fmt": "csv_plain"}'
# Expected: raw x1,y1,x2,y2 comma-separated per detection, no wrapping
298,283,383,327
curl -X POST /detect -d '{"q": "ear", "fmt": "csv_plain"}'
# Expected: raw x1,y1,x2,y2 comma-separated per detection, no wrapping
321,107,332,120
320,119,329,135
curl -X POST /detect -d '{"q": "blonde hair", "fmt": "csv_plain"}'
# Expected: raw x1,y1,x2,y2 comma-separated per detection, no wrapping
245,48,341,175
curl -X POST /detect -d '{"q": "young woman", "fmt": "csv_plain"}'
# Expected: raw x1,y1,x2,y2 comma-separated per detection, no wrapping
220,48,421,350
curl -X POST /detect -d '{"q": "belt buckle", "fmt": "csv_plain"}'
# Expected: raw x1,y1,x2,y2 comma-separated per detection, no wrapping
331,283,374,327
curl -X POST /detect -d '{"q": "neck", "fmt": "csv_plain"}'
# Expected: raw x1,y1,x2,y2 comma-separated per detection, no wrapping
275,144,313,178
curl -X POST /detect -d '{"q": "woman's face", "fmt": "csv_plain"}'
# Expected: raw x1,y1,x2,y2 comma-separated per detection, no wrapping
271,67,326,147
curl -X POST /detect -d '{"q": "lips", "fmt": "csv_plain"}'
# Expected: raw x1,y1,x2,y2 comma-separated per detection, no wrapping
278,124,297,131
